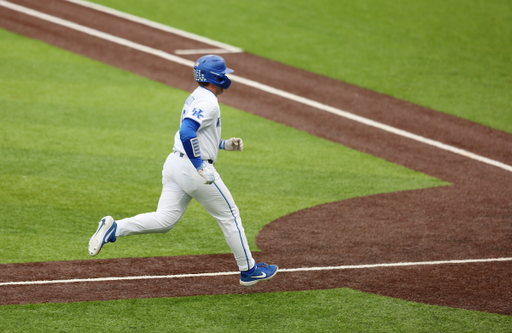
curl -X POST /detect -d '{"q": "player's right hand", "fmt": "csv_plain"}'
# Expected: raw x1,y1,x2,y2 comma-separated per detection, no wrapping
225,137,243,152
198,166,215,184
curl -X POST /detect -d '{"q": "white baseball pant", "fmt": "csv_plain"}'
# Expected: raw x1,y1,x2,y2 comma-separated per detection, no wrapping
115,151,255,271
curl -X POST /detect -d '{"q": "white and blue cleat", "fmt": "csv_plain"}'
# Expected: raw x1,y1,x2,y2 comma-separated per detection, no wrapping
88,216,117,256
240,262,278,287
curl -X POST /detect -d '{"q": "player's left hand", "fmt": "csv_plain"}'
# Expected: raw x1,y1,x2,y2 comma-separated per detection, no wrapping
225,137,243,152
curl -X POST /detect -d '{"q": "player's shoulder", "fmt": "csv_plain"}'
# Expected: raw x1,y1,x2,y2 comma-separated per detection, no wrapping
193,86,218,101
190,87,218,108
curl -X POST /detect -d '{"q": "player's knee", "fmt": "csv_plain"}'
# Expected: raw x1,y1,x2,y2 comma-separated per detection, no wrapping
156,211,181,231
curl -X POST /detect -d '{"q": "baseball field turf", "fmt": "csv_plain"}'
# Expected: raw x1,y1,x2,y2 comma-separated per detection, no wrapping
1,0,511,331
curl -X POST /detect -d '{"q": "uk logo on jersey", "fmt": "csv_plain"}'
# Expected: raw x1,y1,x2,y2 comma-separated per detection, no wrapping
216,117,221,127
191,108,204,120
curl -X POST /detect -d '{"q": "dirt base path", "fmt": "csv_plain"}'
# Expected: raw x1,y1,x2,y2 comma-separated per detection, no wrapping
1,0,511,315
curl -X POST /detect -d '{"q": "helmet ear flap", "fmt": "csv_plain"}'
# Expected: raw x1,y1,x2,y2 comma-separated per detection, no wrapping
219,75,231,89
211,73,231,89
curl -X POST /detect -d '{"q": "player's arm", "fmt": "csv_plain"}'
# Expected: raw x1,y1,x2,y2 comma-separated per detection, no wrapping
180,118,215,184
219,137,243,152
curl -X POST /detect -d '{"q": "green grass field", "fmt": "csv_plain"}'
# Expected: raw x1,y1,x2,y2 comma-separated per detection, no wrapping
1,289,511,333
1,0,511,331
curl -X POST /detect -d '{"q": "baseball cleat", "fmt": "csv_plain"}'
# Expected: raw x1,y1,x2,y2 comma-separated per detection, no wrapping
240,262,278,287
88,216,117,256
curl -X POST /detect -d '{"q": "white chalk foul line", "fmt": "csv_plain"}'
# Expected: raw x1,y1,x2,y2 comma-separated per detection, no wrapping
63,0,243,53
280,257,512,272
1,0,511,173
1,257,510,287
174,48,238,55
0,0,195,68
0,271,238,287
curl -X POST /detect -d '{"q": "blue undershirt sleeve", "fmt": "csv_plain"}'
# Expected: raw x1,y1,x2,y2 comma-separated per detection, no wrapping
179,118,204,170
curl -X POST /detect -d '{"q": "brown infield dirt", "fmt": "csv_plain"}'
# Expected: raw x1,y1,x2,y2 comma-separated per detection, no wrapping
1,0,511,315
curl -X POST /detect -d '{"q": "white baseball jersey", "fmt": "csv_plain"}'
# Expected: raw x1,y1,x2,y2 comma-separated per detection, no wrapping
173,86,221,162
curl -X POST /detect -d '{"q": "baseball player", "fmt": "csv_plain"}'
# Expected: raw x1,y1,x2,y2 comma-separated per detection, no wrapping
88,55,278,287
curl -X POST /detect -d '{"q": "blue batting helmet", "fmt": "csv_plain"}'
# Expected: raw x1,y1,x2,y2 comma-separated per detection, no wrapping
193,55,234,89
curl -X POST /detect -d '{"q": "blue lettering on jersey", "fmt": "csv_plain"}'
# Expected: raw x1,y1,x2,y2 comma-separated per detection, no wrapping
191,108,204,120
216,117,221,127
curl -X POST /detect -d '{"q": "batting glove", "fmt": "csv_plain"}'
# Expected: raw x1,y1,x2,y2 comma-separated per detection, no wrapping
224,137,243,152
198,164,215,185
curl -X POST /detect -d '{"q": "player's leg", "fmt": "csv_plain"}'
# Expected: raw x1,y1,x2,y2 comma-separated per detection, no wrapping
194,175,278,286
192,174,255,271
89,184,188,255
89,153,192,256
116,153,192,236
115,180,192,236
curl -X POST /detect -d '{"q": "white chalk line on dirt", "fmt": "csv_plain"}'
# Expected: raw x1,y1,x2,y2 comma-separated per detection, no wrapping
1,257,511,287
63,0,243,53
1,0,511,174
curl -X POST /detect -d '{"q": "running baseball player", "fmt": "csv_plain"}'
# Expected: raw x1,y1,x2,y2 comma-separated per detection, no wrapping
88,55,278,287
